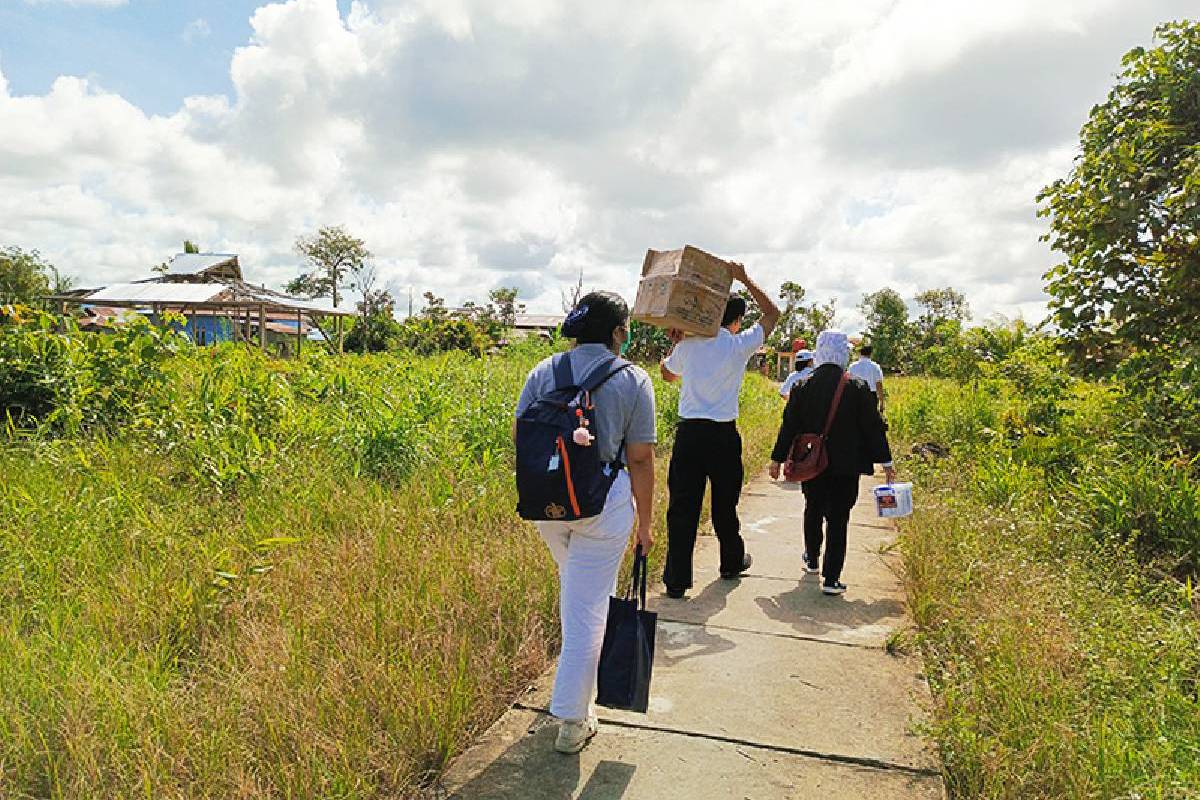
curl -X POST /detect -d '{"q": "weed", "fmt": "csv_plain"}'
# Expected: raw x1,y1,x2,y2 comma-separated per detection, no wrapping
0,330,781,798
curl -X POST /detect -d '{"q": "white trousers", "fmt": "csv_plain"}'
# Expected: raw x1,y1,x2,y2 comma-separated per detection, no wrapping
536,470,635,721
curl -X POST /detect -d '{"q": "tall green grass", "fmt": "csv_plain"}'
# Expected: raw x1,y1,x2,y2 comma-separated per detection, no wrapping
889,376,1200,798
0,331,781,799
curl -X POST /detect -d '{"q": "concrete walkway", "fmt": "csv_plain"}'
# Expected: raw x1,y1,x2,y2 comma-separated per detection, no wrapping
438,476,945,799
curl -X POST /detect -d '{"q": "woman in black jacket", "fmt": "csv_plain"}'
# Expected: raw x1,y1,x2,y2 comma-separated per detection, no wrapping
768,330,896,595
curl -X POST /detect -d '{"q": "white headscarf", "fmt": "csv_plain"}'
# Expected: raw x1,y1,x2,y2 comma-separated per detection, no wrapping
811,330,850,369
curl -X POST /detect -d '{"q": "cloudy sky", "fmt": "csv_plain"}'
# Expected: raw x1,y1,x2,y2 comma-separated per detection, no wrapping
0,0,1193,329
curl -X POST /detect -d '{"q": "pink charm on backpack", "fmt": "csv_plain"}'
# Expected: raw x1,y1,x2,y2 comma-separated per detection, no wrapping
573,409,595,446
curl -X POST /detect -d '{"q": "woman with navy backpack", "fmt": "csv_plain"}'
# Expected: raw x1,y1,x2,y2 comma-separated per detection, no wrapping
514,292,657,753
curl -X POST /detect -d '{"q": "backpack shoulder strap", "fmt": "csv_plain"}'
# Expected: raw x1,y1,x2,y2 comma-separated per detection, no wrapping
579,355,632,394
820,370,850,438
551,352,575,391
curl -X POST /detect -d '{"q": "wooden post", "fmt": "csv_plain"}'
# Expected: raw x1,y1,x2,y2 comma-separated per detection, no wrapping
337,315,344,355
258,305,266,351
296,310,303,358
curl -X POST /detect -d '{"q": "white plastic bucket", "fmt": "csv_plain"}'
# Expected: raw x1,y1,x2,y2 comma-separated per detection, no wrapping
873,483,913,518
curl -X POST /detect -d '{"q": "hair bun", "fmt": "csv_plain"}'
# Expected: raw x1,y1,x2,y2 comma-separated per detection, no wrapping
561,304,589,337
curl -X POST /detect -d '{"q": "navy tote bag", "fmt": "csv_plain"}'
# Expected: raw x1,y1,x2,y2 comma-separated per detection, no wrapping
595,547,657,713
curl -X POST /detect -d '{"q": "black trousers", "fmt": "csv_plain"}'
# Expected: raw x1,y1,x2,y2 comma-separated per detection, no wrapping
801,473,861,585
664,420,745,591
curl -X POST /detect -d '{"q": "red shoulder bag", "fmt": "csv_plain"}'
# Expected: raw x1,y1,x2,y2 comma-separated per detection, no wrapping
783,371,848,483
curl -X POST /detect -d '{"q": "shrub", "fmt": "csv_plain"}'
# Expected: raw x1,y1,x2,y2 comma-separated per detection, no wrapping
1063,453,1200,575
396,316,491,356
0,310,183,434
892,373,1200,798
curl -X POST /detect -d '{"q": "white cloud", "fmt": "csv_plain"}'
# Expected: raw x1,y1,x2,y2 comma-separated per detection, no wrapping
183,18,212,45
0,0,1192,327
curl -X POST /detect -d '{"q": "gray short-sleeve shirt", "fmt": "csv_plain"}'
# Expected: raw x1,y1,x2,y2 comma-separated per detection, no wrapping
515,344,657,464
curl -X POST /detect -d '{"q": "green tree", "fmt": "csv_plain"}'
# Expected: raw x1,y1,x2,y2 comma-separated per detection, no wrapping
1038,21,1200,372
183,240,200,254
1,246,71,306
287,226,372,309
458,287,524,344
912,320,979,380
487,287,524,328
914,287,969,340
799,297,837,339
768,281,808,349
750,282,836,350
421,291,449,321
859,287,912,370
626,319,671,362
345,299,399,353
965,317,1034,365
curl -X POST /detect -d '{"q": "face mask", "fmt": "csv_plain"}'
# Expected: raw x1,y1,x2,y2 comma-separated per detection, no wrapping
617,325,631,356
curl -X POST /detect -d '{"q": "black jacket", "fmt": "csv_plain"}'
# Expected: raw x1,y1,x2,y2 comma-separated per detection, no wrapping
770,363,892,476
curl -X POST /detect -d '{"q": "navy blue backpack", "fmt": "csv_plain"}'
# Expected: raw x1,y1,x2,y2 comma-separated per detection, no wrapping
516,353,632,521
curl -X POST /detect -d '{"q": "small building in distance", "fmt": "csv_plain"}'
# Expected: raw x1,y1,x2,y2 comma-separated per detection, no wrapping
511,313,563,338
51,252,353,355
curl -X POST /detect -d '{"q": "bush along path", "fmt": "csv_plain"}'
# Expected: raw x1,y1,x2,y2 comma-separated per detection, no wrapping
888,375,1200,798
437,475,945,800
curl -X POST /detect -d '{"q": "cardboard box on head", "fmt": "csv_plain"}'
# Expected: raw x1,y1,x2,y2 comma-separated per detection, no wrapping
632,246,735,337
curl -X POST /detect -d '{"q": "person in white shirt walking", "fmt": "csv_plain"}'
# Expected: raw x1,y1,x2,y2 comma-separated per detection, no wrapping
779,348,814,398
847,343,885,412
658,263,780,598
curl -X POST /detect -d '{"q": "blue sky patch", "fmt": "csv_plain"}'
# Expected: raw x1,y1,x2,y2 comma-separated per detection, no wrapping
0,0,353,114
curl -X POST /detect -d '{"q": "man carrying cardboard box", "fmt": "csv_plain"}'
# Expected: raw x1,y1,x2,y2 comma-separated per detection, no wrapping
658,263,780,598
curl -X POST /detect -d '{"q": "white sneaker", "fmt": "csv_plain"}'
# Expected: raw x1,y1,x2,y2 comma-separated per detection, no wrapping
554,714,598,754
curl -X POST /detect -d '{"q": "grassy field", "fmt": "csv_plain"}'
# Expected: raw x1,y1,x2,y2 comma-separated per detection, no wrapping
17,312,1197,798
888,375,1200,799
0,326,782,800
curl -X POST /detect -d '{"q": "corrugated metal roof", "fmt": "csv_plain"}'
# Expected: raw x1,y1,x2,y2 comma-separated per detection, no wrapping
514,314,563,328
165,253,239,276
241,286,350,315
85,283,229,303
57,274,355,317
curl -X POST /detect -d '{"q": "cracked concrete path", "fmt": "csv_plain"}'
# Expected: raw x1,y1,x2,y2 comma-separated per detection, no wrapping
438,475,945,800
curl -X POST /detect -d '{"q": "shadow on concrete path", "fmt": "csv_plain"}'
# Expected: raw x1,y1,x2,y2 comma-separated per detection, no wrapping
654,578,737,666
442,719,636,800
756,585,907,640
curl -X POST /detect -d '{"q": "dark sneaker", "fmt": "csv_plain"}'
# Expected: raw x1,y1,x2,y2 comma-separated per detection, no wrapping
665,587,686,599
821,581,847,596
720,553,753,580
801,552,820,574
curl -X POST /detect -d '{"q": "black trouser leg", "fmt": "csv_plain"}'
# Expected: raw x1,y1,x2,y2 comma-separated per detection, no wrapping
807,474,861,585
664,424,707,591
801,481,829,566
707,425,745,574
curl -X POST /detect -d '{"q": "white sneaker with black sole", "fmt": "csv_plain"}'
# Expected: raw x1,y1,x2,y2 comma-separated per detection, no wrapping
555,714,598,753
821,581,847,596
